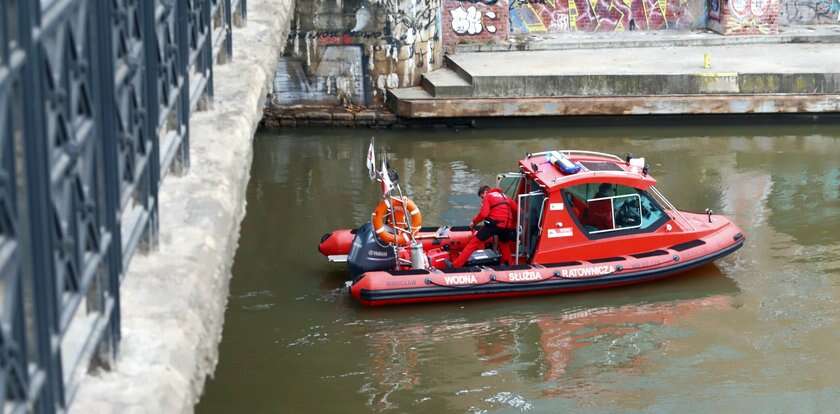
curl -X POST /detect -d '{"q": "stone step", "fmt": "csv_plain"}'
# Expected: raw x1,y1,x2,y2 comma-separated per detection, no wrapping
441,44,840,98
420,68,473,97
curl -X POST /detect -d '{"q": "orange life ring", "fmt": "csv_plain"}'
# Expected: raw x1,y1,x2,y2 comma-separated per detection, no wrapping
371,196,422,246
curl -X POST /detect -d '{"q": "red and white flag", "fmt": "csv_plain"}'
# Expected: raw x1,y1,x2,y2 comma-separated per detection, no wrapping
380,158,393,196
366,139,376,180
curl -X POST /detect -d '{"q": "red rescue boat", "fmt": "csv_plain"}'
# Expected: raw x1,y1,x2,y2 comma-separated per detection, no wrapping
319,149,744,306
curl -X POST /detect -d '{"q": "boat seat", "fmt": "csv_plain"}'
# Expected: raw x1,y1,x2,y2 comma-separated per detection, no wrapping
466,249,500,266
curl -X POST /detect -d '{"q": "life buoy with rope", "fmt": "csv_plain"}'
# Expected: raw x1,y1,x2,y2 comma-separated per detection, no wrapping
371,196,422,246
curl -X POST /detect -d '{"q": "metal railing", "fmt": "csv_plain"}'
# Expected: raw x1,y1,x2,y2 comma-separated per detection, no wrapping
0,0,246,412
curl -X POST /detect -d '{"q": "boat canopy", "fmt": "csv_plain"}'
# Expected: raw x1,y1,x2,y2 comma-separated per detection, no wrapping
519,150,657,192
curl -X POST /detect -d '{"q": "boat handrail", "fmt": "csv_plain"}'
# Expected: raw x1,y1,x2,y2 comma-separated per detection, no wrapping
528,150,624,162
649,186,696,231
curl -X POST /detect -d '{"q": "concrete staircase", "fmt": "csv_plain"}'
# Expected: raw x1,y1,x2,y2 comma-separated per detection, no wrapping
388,42,840,118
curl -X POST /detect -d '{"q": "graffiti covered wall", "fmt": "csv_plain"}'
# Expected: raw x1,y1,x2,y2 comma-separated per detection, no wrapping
780,0,840,24
285,0,443,106
507,0,706,33
442,0,510,49
708,0,780,34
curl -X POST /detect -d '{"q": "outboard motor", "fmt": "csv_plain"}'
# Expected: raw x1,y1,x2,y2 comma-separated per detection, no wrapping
347,223,396,278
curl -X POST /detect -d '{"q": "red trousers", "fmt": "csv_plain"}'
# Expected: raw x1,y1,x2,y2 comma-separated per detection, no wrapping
452,234,515,268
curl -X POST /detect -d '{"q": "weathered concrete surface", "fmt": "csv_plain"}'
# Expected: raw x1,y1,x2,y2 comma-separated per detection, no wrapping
456,25,840,53
389,91,840,117
69,0,294,413
261,105,399,127
440,44,840,98
394,42,840,117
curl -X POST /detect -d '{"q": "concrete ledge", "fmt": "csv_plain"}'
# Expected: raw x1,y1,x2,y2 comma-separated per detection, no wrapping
437,44,840,99
390,93,840,118
463,73,840,97
69,0,294,413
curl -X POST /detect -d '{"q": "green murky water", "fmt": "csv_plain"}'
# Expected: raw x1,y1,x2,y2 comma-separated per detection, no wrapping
197,121,840,413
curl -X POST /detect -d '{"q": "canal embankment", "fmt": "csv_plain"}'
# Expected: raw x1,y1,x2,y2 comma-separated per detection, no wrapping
389,41,840,118
263,0,839,125
70,0,294,412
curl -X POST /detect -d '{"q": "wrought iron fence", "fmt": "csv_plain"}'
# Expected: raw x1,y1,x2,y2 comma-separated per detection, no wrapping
0,0,245,412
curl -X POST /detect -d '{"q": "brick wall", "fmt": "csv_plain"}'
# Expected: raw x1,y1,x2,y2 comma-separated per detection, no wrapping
443,0,510,51
709,0,780,34
507,0,705,34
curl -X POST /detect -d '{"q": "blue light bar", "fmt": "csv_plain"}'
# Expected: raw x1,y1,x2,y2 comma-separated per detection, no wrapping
547,151,581,175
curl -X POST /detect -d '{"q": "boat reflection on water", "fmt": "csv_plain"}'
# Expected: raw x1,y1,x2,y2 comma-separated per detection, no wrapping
359,265,739,412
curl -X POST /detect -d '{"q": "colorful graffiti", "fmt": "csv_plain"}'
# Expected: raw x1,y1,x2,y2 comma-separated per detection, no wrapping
507,0,703,33
710,0,779,34
780,0,840,24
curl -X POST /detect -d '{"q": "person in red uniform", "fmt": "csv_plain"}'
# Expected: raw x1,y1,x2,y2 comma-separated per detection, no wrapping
451,185,518,268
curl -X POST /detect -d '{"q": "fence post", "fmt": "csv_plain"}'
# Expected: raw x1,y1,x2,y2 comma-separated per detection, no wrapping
93,0,124,368
174,0,192,175
16,0,67,410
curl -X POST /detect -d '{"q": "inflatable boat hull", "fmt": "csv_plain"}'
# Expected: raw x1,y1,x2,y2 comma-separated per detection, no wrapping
351,232,744,306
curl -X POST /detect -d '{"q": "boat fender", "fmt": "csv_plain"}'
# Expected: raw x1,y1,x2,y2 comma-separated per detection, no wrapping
426,275,490,288
489,273,496,281
552,264,618,279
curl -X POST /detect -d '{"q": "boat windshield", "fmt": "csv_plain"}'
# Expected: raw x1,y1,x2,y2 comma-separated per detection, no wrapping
515,179,546,263
563,183,666,236
497,172,524,199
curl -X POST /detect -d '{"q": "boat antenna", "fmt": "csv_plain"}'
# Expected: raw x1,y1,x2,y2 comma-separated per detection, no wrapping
378,147,402,269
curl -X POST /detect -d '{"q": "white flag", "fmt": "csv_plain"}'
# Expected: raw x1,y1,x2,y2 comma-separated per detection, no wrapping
366,139,376,180
380,158,393,196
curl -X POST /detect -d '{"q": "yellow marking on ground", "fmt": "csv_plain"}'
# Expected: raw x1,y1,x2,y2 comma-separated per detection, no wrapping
694,72,738,77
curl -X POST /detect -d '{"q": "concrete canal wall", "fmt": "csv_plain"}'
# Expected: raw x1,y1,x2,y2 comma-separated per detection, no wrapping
70,0,295,412
265,0,840,123
282,0,445,107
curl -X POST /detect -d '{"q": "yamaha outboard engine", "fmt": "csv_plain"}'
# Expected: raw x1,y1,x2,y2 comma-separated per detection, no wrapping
347,223,396,278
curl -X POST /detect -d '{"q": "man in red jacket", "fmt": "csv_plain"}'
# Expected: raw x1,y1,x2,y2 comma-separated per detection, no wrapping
451,185,518,268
